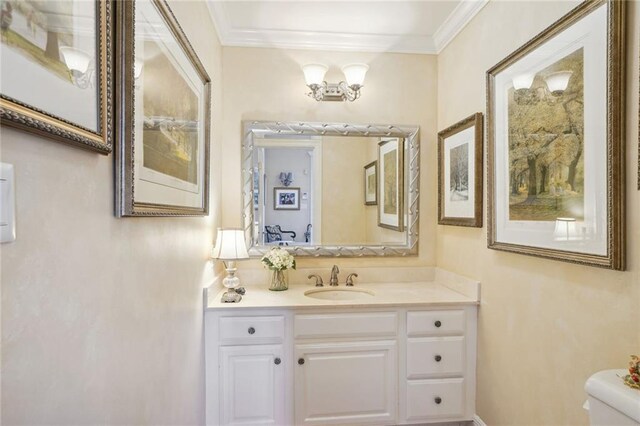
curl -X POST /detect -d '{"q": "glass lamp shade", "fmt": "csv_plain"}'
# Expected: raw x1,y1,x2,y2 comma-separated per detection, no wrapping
302,63,328,86
59,46,91,74
544,71,573,94
212,228,249,260
341,64,369,87
134,59,144,79
553,217,577,241
512,73,535,90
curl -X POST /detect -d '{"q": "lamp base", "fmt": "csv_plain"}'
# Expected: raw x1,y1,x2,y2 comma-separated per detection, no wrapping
221,289,242,303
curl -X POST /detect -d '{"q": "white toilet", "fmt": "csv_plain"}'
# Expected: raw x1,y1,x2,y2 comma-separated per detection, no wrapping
585,369,640,425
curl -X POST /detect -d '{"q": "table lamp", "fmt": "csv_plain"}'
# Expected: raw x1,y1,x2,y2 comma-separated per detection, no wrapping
212,228,250,303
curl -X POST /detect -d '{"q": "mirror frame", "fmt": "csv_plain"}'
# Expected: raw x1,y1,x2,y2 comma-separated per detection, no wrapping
242,120,420,257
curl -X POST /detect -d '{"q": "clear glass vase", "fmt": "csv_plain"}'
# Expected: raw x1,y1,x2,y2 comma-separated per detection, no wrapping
269,269,288,291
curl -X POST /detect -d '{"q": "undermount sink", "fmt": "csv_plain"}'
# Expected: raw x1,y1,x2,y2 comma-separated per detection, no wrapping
304,287,375,301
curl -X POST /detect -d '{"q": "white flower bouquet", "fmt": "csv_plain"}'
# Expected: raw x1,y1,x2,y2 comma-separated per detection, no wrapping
261,247,296,271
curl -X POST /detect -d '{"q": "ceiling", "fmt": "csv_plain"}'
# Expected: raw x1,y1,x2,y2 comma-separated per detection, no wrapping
206,0,489,54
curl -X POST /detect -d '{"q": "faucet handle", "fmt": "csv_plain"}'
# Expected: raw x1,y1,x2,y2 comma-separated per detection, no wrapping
308,274,323,287
345,273,358,286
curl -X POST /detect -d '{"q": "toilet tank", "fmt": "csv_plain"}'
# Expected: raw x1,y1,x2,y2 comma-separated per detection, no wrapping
585,369,640,426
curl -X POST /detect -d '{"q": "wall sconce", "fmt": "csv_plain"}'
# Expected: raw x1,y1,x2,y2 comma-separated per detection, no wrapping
59,46,93,89
134,59,144,79
279,172,293,187
302,63,369,102
511,70,572,105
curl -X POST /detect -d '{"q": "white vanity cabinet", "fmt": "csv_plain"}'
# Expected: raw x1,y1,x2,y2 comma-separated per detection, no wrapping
205,310,293,426
205,305,477,426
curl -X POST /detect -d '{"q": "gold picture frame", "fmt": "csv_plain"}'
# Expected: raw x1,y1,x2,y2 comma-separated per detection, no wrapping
115,0,211,217
487,0,625,270
378,138,404,231
0,0,113,154
364,160,377,206
438,113,483,227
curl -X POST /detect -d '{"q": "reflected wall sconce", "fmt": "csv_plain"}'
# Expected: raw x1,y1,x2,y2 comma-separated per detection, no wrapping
211,228,250,303
512,70,573,105
553,217,577,241
279,172,294,187
59,46,94,89
302,63,369,102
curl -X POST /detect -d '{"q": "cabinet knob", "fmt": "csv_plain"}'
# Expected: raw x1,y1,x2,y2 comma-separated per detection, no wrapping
435,397,442,405
298,358,305,365
434,355,442,362
274,358,281,365
434,320,442,328
248,327,255,335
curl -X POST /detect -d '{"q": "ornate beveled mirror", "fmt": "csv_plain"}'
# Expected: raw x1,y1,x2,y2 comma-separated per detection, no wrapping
242,121,420,257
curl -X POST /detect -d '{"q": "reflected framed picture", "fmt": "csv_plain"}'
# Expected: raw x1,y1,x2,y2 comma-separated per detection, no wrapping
274,187,300,210
115,0,211,217
364,160,377,206
438,113,483,227
378,137,404,231
487,0,625,270
0,0,112,153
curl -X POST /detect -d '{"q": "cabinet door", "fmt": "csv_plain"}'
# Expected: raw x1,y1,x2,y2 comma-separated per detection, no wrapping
295,340,397,425
219,345,285,426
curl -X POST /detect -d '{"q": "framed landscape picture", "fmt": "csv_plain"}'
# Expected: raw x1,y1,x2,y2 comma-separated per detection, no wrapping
274,187,300,210
115,0,211,217
487,0,625,270
364,160,377,205
378,138,404,231
438,113,483,227
0,0,112,153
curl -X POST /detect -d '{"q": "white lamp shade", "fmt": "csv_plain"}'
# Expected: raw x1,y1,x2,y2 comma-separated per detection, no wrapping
302,63,328,86
212,229,249,260
544,71,573,93
512,73,535,90
341,63,369,87
59,46,91,73
554,217,577,241
134,59,144,79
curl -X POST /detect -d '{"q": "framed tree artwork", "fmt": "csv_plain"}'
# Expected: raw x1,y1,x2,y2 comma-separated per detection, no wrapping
114,0,211,216
364,160,377,205
487,0,625,270
438,113,483,227
378,137,404,231
0,0,113,153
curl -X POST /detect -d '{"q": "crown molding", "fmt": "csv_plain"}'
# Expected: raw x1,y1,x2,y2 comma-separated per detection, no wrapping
206,0,487,55
433,0,489,53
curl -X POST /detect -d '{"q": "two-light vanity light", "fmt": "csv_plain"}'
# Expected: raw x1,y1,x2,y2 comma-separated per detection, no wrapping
302,63,369,102
512,70,573,104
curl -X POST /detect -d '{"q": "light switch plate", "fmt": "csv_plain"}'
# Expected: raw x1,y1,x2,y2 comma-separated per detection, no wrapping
0,163,16,243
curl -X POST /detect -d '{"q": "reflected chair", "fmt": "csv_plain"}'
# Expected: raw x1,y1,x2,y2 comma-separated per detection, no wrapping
304,224,312,243
264,225,296,245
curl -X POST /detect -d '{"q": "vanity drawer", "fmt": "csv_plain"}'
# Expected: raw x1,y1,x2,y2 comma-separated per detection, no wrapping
295,312,398,339
407,336,464,379
219,315,285,343
407,310,465,336
406,378,465,421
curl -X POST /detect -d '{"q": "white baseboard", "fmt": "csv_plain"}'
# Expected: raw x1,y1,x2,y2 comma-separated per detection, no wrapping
473,414,488,426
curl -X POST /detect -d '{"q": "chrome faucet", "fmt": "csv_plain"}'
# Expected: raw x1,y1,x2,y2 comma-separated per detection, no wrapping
329,265,340,286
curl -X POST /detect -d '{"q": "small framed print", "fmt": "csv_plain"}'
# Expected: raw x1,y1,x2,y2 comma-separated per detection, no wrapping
274,187,300,210
364,160,377,205
487,0,625,270
115,0,211,216
378,137,404,231
438,113,483,227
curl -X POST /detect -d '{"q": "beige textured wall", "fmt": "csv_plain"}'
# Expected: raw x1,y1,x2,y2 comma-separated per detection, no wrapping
436,1,640,424
222,47,437,269
0,1,222,424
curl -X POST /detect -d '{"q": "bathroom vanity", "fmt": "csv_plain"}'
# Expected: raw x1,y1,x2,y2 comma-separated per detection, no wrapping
204,275,479,426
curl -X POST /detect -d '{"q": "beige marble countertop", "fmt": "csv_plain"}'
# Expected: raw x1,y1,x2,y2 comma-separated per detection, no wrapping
206,281,479,310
